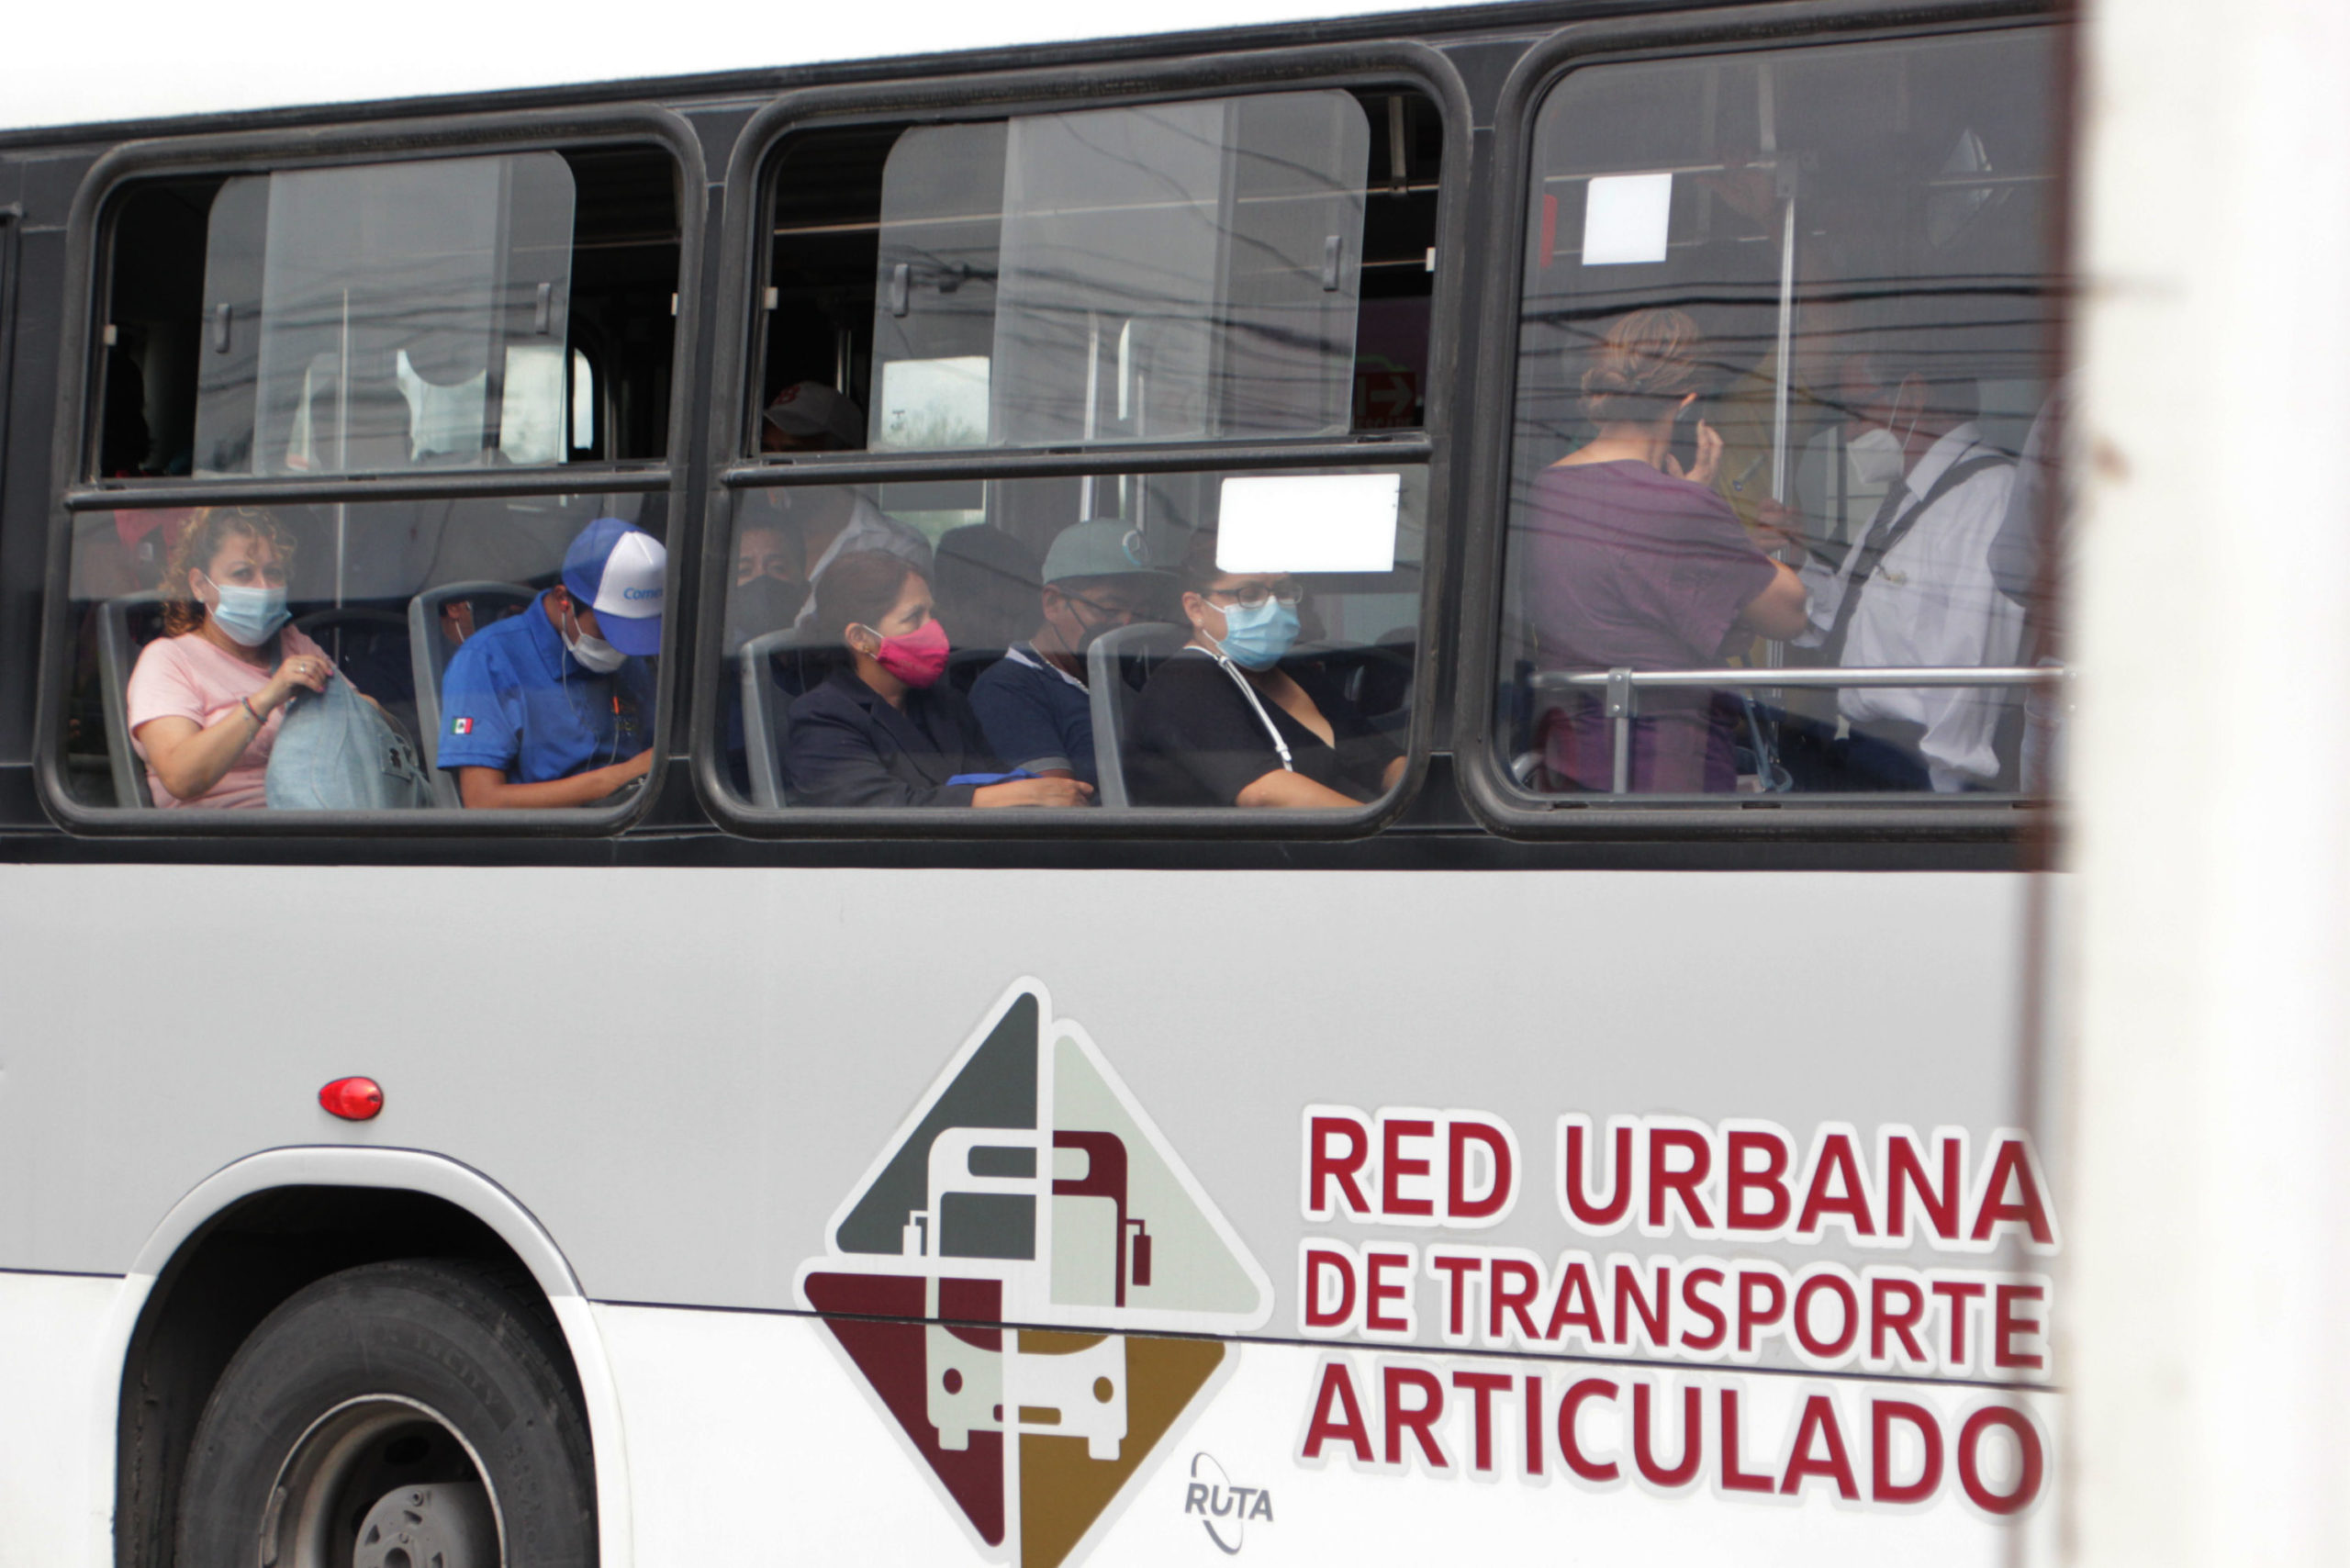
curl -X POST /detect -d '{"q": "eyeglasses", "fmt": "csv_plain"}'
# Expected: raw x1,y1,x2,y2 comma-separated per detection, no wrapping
1201,579,1304,609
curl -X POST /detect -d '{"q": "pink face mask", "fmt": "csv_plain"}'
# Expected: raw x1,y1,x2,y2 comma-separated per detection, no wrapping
862,616,951,689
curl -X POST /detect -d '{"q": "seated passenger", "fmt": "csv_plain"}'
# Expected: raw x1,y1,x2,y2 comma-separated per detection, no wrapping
1523,308,1808,792
783,550,1092,809
435,517,664,809
969,521,1163,787
127,506,352,809
1125,534,1404,808
725,513,807,654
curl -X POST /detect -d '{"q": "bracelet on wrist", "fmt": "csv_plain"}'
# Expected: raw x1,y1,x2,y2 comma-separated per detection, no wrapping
240,696,263,727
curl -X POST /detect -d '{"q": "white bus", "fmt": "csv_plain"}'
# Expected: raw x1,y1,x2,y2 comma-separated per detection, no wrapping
0,0,2273,1563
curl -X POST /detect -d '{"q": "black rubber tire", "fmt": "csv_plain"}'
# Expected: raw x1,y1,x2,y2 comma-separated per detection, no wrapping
174,1258,597,1568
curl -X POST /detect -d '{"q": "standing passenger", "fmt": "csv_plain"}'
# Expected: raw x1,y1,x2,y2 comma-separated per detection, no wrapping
435,517,665,808
1520,308,1809,792
1777,349,2021,791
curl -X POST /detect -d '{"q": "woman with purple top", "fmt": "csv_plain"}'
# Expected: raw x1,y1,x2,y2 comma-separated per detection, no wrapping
1523,308,1811,792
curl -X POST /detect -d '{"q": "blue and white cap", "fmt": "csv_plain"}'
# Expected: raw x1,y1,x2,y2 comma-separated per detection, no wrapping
561,517,666,657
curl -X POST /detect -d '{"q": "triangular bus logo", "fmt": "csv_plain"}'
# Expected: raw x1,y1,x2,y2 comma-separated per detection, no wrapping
798,980,1271,1568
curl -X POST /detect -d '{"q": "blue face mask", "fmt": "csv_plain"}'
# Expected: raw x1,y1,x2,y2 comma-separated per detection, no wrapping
1213,597,1301,670
199,572,290,647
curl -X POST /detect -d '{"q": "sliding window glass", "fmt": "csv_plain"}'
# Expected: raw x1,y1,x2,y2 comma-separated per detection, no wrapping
720,84,1445,820
62,140,683,817
1493,30,2061,801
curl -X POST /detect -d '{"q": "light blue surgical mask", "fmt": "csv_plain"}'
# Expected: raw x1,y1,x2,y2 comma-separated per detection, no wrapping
199,572,290,647
1211,598,1300,671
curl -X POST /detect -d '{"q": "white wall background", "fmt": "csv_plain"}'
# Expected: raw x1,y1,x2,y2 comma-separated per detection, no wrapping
2071,0,2350,1560
5,0,1453,132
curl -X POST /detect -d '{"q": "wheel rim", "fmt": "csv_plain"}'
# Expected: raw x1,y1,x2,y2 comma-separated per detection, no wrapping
259,1394,507,1568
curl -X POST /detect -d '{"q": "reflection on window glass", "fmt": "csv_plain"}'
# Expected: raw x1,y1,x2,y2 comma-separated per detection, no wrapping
715,468,1423,811
1497,30,2062,799
757,90,1443,455
193,154,576,476
98,146,680,481
62,493,662,812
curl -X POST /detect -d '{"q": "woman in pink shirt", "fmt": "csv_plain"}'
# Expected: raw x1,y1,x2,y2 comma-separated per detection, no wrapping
126,506,342,809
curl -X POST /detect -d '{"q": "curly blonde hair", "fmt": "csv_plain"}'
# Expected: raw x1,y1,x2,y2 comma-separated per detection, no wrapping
159,506,297,637
1581,308,1705,424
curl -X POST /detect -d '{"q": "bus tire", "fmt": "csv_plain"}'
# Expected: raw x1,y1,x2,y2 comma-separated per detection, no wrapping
174,1258,597,1568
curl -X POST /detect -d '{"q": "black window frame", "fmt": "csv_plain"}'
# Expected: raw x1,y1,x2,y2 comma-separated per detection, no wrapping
36,105,707,837
692,43,1473,841
1450,0,2066,846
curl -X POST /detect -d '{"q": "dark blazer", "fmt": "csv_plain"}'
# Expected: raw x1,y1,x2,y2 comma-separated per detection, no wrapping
782,666,1004,808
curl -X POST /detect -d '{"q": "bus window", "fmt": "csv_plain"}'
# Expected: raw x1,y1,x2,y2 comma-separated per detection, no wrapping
725,85,1444,822
753,89,1441,452
1492,30,2062,801
716,467,1423,812
62,493,665,812
71,142,684,818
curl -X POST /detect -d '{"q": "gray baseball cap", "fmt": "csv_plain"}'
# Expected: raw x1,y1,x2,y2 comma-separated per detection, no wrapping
1042,521,1163,586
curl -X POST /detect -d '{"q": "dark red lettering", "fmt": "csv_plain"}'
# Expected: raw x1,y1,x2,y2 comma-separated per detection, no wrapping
1870,1275,1930,1363
1364,1248,1413,1334
1491,1258,1542,1342
1382,1119,1436,1217
1449,1119,1515,1221
1451,1371,1515,1473
1970,1139,2057,1246
1307,1114,1371,1217
1957,1406,2044,1516
1681,1266,1728,1352
1544,1260,1604,1343
1631,1383,1702,1488
1301,1361,1372,1462
1561,1120,1634,1229
1646,1127,1716,1232
1871,1399,1944,1505
1931,1278,1986,1366
1797,1132,1878,1238
1736,1269,1787,1353
1613,1262,1671,1349
1382,1365,1448,1468
1993,1283,2047,1372
1430,1253,1480,1338
1725,1129,1792,1230
1302,1247,1356,1329
1793,1272,1859,1360
1779,1394,1860,1499
1558,1377,1619,1483
1886,1132,1963,1242
1718,1387,1774,1493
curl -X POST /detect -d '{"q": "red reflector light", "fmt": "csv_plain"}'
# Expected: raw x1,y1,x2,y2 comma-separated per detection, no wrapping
319,1077,384,1121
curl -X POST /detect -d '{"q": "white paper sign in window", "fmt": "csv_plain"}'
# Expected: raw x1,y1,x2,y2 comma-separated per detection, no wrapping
1215,473,1402,573
1582,173,1673,265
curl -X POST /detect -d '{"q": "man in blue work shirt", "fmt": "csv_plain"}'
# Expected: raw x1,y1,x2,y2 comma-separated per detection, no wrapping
969,521,1164,787
437,517,666,808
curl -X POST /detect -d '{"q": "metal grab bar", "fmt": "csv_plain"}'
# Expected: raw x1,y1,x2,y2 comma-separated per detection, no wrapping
1528,666,2067,794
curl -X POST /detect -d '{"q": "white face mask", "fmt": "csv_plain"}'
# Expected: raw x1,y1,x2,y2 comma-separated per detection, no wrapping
559,600,628,673
1845,425,1908,487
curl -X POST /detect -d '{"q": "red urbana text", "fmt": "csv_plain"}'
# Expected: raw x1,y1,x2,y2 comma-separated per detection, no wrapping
1296,1356,2046,1519
1301,1110,2059,1253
